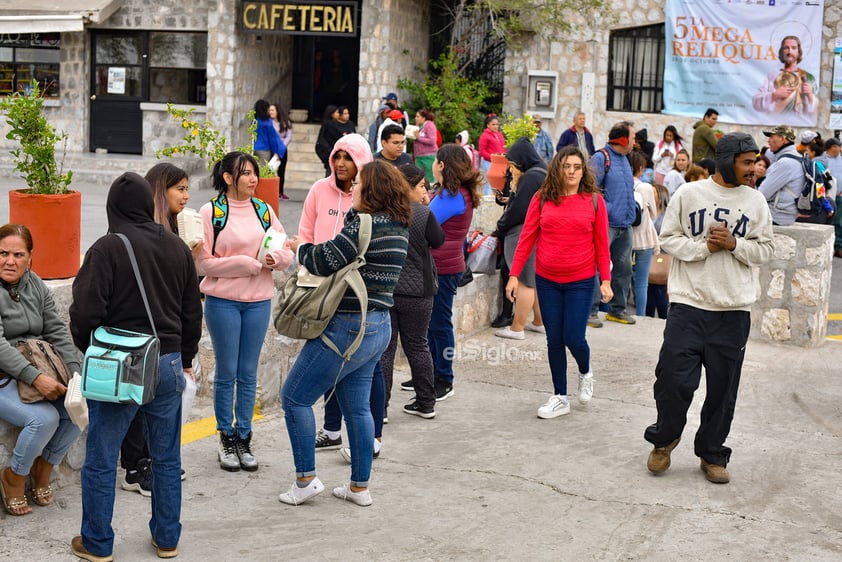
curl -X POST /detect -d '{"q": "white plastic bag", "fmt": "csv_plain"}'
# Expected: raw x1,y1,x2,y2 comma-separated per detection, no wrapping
181,374,197,426
268,154,281,173
64,371,89,431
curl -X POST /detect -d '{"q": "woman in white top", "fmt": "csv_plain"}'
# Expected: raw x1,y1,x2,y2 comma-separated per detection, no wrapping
652,125,684,185
663,149,690,196
631,152,660,317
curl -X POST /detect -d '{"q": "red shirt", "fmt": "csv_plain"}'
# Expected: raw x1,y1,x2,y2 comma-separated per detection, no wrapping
510,192,611,284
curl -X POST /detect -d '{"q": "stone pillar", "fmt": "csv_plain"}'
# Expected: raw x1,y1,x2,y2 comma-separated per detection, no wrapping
752,224,833,347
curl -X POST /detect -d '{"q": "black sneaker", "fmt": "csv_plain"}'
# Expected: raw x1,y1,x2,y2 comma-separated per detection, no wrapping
236,431,259,471
400,379,414,391
490,315,513,328
121,458,152,497
314,429,342,450
403,401,436,419
434,379,454,401
218,431,240,472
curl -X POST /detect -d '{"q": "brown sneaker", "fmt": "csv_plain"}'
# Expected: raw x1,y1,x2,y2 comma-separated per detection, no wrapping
646,438,680,474
71,536,113,562
152,539,179,558
700,459,730,484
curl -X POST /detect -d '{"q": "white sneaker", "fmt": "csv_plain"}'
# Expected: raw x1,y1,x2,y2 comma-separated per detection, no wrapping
495,327,525,340
578,373,594,404
278,476,325,505
537,394,570,419
525,322,546,334
333,484,373,506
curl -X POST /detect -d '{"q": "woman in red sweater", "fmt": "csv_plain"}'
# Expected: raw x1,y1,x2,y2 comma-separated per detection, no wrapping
478,114,505,195
506,146,613,419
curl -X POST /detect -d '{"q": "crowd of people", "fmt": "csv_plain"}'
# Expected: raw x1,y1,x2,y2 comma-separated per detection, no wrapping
3,91,836,558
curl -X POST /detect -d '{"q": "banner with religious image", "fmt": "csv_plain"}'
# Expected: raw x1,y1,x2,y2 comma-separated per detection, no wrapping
664,0,824,127
830,38,842,130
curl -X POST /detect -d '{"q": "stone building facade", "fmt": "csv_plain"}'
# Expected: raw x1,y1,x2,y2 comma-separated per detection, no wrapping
504,1,842,148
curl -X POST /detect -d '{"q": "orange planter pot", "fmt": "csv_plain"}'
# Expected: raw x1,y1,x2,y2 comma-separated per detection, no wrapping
255,177,280,217
487,153,509,191
9,189,81,279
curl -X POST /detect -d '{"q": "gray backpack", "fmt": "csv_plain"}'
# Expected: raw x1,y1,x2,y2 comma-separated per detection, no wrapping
273,213,372,360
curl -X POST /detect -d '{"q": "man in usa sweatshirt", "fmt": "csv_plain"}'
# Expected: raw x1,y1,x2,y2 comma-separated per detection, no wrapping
643,132,774,485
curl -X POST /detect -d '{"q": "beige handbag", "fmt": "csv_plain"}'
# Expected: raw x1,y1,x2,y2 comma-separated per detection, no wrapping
13,339,72,403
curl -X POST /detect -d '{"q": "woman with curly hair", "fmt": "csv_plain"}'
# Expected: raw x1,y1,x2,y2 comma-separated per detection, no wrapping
506,146,612,419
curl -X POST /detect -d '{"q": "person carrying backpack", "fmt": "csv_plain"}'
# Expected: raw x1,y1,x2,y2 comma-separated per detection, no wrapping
279,160,410,508
759,125,810,226
195,152,295,473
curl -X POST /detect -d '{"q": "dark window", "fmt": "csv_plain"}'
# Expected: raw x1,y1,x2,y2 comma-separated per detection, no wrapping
149,32,207,104
0,34,61,97
607,24,665,113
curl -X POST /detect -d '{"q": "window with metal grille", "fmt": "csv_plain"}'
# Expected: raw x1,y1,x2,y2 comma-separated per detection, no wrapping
607,24,665,113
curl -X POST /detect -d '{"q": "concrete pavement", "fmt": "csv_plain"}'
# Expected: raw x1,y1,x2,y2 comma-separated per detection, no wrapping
2,179,841,560
1,316,841,560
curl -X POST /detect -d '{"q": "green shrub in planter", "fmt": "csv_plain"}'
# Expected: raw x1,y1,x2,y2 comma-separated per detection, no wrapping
0,80,72,194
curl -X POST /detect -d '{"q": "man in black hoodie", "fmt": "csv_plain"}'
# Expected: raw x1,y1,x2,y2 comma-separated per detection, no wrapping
69,172,202,561
495,137,548,339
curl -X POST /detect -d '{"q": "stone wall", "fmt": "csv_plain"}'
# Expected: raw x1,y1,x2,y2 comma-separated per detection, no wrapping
753,224,834,347
357,0,430,133
504,2,842,148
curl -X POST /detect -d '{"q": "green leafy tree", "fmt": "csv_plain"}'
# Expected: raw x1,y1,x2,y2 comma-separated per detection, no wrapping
0,80,72,194
156,105,273,177
397,49,496,145
501,113,539,149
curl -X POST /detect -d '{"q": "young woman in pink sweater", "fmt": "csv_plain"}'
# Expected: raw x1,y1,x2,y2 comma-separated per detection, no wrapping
506,146,612,419
196,152,295,472
413,109,439,183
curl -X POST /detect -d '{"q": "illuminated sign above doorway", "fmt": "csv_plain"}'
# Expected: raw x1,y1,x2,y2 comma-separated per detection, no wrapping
241,1,359,36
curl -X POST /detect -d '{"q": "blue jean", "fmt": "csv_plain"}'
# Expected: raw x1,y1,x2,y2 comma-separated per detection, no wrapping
632,247,654,317
81,353,184,557
282,310,391,487
481,158,492,195
537,276,594,396
427,273,461,383
204,296,271,438
0,379,81,475
592,226,633,315
323,360,385,439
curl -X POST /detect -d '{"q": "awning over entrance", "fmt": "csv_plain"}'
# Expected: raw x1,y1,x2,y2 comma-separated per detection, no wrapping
0,0,121,33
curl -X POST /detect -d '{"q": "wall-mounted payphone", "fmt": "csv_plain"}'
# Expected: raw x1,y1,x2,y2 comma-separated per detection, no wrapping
526,71,558,119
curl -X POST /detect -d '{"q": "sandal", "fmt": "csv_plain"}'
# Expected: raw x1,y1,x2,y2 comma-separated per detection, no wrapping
0,468,32,516
30,485,54,506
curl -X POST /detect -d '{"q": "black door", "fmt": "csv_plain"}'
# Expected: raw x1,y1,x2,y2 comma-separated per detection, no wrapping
90,32,146,154
293,35,360,124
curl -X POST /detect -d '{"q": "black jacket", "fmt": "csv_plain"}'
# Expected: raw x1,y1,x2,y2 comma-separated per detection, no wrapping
497,138,548,236
70,172,203,368
394,202,445,297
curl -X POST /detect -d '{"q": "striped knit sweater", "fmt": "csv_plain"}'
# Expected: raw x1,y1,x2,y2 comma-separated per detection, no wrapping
298,210,409,311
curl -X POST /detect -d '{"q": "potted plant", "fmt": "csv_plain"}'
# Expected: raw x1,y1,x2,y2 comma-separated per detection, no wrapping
0,80,79,279
156,105,281,215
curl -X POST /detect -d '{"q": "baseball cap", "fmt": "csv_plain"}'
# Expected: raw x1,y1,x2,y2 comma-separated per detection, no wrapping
532,114,542,123
388,109,403,121
762,125,795,143
383,92,398,101
824,137,841,149
800,130,818,144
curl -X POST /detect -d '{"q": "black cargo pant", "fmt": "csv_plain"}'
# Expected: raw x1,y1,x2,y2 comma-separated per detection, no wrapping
644,303,750,467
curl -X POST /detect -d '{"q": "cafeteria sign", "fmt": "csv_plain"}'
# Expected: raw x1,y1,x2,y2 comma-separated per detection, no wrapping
241,1,358,36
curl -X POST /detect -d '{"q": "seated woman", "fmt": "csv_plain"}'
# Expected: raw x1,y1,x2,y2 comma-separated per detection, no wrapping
0,223,82,516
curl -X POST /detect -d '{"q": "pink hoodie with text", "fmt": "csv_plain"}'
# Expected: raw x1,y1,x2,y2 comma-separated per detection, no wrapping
298,133,373,243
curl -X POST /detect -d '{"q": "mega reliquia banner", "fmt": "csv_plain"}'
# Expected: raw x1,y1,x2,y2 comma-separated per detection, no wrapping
664,0,824,127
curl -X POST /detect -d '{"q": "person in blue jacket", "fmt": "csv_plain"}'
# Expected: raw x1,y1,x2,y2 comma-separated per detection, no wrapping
587,121,638,327
253,99,286,167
